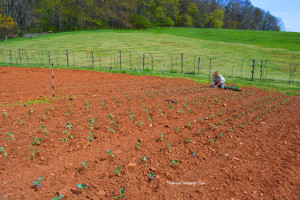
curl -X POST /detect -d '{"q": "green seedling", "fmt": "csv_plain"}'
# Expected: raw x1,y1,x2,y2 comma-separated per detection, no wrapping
199,118,204,122
33,177,43,188
30,108,34,113
229,128,233,131
52,195,64,200
130,113,135,121
211,124,218,129
137,121,143,128
0,146,7,156
33,137,42,145
121,187,125,198
198,130,204,135
62,138,69,145
211,114,215,118
28,145,40,159
143,156,148,166
168,102,173,109
77,183,87,191
186,138,192,142
168,142,173,150
135,141,141,149
220,121,224,125
26,112,30,120
209,139,216,144
100,99,107,108
239,123,244,127
187,122,192,128
50,106,54,111
109,128,116,134
45,109,50,115
192,151,198,157
107,149,114,157
18,118,25,125
42,114,47,121
87,131,95,141
6,132,15,140
86,100,92,112
178,109,184,114
161,133,164,141
220,133,225,137
148,116,152,123
63,123,75,138
109,113,115,123
40,124,49,136
171,160,179,165
174,126,179,132
149,172,155,179
114,166,121,176
188,108,193,113
3,111,8,117
81,161,89,169
87,117,95,130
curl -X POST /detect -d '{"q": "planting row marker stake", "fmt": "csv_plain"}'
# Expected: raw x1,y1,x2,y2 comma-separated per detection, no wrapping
52,63,55,99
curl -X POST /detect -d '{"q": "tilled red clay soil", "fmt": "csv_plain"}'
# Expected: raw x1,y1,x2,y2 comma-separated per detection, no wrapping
0,66,299,200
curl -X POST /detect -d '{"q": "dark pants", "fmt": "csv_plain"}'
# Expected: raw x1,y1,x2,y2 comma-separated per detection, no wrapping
213,82,225,89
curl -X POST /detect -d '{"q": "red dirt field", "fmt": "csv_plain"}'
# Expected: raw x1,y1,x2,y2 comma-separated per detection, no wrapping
0,66,299,200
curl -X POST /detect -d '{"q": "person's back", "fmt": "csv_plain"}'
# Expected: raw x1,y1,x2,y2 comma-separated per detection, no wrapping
213,71,225,89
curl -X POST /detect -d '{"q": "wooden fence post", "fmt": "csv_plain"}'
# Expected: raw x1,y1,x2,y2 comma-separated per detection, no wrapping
120,50,122,70
260,60,263,80
209,59,212,83
251,59,255,81
65,50,69,68
198,57,200,75
143,54,145,71
181,53,183,74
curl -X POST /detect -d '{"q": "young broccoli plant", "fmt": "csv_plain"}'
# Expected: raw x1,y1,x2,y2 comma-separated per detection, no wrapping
77,183,87,191
26,112,30,120
85,100,92,112
0,146,7,156
137,121,143,128
6,132,15,140
149,172,155,180
114,187,125,199
171,160,179,165
28,145,40,159
33,137,42,145
129,113,135,121
168,142,173,150
192,151,199,157
2,111,8,117
18,118,25,125
40,124,49,136
62,138,69,145
62,123,75,139
66,102,73,116
186,138,192,142
52,195,64,200
100,99,107,108
135,141,141,149
87,117,95,130
161,133,164,141
143,156,148,166
33,177,43,188
106,149,114,157
114,166,121,176
87,131,95,141
81,161,89,169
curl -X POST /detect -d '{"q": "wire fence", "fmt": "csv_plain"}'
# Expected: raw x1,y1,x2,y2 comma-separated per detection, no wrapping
0,49,298,84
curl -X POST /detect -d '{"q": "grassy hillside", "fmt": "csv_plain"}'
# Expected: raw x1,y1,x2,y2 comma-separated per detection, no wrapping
0,28,299,91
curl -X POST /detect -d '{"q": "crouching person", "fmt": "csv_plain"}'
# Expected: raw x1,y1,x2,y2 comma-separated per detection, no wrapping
213,71,225,89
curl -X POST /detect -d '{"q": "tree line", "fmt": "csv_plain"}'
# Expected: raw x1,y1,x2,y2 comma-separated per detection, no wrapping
0,0,284,39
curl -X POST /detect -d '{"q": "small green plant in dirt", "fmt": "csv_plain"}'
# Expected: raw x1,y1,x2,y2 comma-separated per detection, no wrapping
33,137,42,145
87,117,95,130
220,121,224,125
135,141,141,149
28,145,40,159
209,139,216,144
192,151,199,157
187,122,192,128
45,109,50,115
143,156,148,166
77,183,88,191
81,161,89,169
137,121,143,128
129,113,135,121
178,109,184,114
107,149,114,157
198,130,204,135
149,172,155,179
52,195,64,200
62,138,69,145
114,166,121,176
33,177,43,188
229,128,233,132
174,126,179,133
42,114,47,121
148,116,152,123
109,128,116,134
63,123,75,138
199,118,204,122
0,146,7,156
100,99,107,108
3,111,8,117
168,142,173,150
26,112,30,120
66,102,73,116
171,160,179,165
85,100,92,112
161,133,164,141
6,132,15,140
40,124,49,136
186,138,192,142
18,118,25,125
114,187,125,199
87,131,95,141
168,101,173,109
220,133,225,137
239,123,244,128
